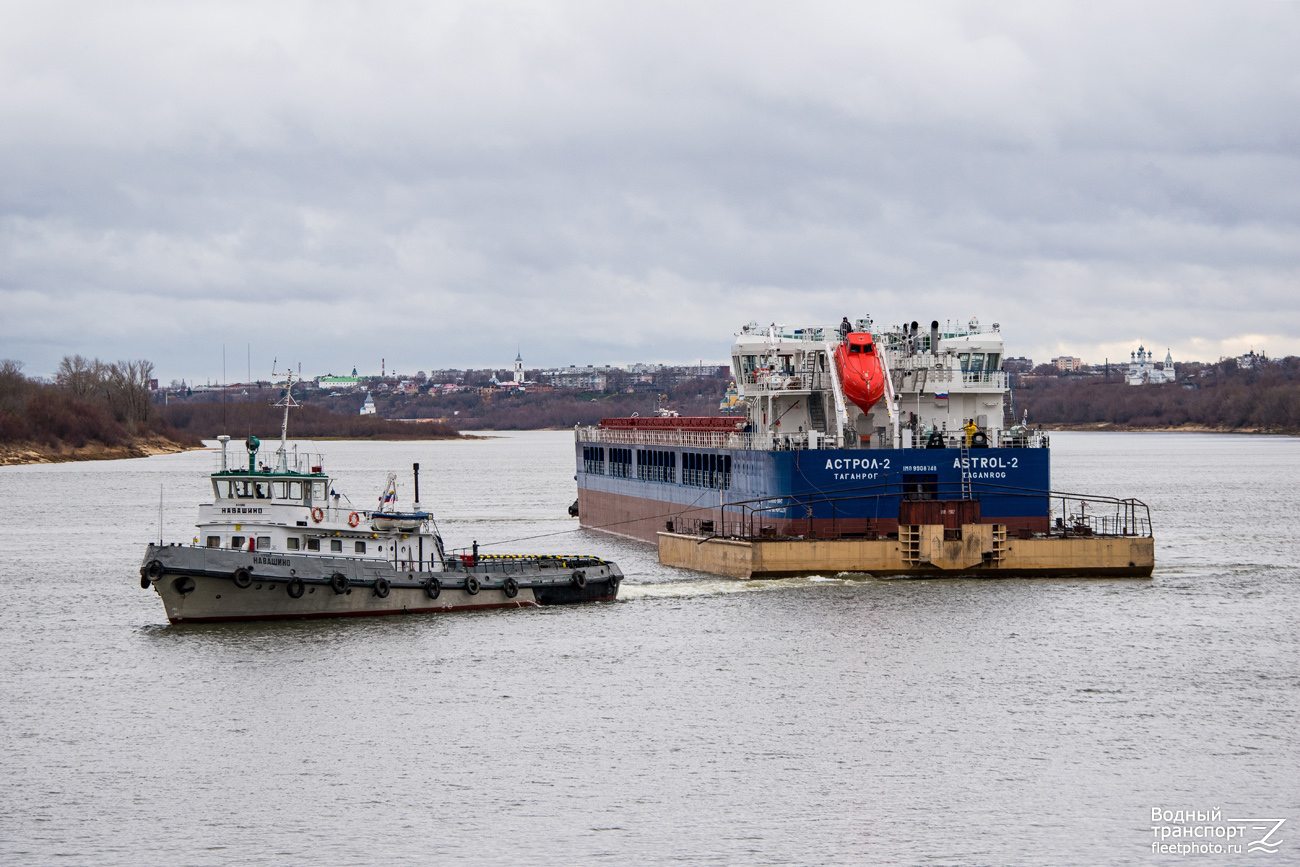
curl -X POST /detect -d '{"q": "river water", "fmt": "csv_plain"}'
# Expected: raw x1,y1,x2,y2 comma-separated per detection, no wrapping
1,431,1296,866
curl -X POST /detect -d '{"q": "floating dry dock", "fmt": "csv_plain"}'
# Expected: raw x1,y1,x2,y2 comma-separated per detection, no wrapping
658,496,1154,579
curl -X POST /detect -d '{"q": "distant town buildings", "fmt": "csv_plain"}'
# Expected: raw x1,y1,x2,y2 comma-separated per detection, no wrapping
359,391,376,415
1234,348,1267,370
1052,356,1084,373
319,368,364,389
1002,356,1033,373
1127,346,1175,386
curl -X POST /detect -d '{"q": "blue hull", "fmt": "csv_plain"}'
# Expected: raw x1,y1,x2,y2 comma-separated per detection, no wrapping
576,443,1051,543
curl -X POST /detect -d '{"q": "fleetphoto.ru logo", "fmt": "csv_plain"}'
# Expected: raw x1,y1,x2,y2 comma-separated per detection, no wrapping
1151,808,1286,856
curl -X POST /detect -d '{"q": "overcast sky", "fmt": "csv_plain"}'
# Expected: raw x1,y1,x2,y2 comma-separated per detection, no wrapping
1,1,1297,382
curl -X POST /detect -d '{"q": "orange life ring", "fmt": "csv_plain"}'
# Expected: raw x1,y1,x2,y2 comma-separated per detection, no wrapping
348,511,360,527
311,507,324,523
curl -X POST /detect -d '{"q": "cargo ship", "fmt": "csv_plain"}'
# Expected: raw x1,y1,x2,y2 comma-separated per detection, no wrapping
574,316,1153,578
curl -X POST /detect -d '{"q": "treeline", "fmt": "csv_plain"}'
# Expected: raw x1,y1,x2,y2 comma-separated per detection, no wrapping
0,356,195,447
1018,357,1300,431
159,400,461,440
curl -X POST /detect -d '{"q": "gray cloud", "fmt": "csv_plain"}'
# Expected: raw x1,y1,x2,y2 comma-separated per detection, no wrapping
1,1,1298,380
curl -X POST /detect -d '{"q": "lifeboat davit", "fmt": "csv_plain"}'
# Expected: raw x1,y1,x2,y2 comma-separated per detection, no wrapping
834,332,887,415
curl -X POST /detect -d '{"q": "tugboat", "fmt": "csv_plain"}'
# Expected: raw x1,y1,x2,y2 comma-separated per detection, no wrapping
139,374,621,623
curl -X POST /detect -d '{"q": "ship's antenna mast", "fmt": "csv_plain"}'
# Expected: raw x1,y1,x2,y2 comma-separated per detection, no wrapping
270,358,300,472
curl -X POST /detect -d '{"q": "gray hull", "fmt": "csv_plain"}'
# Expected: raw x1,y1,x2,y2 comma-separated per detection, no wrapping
139,545,621,623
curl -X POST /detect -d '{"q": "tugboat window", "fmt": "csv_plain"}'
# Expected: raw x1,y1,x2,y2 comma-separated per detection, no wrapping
355,541,366,554
272,482,288,498
231,536,246,549
306,539,320,551
214,480,231,498
288,481,303,499
311,481,326,500
206,536,221,548
254,482,271,499
256,536,271,550
330,539,343,553
286,538,300,550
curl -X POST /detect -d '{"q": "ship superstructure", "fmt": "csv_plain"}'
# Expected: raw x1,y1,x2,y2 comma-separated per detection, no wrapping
574,315,1054,545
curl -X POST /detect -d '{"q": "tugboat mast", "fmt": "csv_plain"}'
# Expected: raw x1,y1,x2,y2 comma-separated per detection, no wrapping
271,361,299,472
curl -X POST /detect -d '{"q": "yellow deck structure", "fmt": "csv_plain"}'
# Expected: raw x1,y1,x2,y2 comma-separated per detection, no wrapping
658,524,1154,579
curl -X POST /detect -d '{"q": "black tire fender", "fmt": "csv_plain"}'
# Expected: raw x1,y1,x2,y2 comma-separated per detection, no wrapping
287,577,305,599
502,577,519,599
374,577,390,598
465,576,480,595
571,570,586,588
424,577,441,600
140,574,152,590
330,572,348,594
233,567,253,589
146,560,165,580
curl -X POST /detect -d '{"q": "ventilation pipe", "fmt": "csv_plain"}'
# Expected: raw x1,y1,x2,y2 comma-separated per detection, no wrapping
930,320,940,353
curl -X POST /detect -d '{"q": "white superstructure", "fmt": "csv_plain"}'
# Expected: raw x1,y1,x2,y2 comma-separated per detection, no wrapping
728,316,1015,450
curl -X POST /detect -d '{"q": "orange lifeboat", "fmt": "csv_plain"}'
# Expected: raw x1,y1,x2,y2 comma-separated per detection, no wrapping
834,332,887,415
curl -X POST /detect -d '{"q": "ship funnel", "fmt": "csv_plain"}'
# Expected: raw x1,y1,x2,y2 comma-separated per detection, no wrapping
930,320,940,351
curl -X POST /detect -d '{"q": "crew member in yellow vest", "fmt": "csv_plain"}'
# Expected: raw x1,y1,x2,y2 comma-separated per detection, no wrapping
964,418,978,446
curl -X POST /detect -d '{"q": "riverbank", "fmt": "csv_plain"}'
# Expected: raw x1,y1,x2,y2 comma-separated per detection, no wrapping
0,436,201,467
1037,422,1295,435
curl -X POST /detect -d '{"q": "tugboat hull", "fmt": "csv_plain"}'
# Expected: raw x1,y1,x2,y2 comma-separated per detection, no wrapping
140,545,621,624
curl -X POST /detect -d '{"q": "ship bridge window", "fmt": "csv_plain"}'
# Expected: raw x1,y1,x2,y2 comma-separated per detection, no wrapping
272,482,289,499
986,353,1000,370
958,352,971,372
214,480,232,498
741,355,760,381
310,481,326,501
254,481,271,499
969,353,985,373
288,481,303,499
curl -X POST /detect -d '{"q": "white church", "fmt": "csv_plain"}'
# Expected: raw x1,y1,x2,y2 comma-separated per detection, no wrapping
1126,346,1176,386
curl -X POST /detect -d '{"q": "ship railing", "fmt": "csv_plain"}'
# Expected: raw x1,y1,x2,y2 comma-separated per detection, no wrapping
211,446,328,475
442,553,609,572
578,425,1050,451
742,370,816,392
961,370,1007,388
664,483,1151,541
